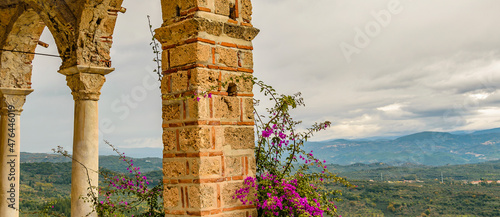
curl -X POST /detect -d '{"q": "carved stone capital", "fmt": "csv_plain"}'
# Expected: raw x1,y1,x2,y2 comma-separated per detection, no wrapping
65,73,107,101
0,88,34,114
58,65,114,101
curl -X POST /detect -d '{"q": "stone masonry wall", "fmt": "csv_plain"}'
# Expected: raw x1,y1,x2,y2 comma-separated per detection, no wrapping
0,6,44,89
156,0,259,216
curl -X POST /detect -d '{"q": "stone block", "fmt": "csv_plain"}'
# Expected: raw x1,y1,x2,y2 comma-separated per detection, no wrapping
216,47,238,68
223,23,259,41
225,156,242,176
242,98,254,121
224,127,254,149
239,50,253,68
163,159,187,178
156,20,199,44
179,127,212,151
101,16,117,37
247,155,256,176
213,95,240,120
186,96,209,119
189,68,219,90
198,18,224,36
223,210,257,217
161,75,170,94
161,0,197,20
162,49,170,71
164,186,180,208
221,72,253,93
170,43,211,67
214,126,224,149
221,181,244,207
188,184,216,209
163,102,181,121
241,0,253,22
189,159,200,176
215,0,230,16
156,18,224,44
199,157,222,176
163,129,177,152
171,70,189,92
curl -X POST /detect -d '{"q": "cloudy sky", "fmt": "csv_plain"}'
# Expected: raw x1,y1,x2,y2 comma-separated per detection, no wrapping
21,0,500,154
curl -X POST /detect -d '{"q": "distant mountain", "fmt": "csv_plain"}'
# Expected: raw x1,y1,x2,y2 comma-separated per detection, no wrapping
24,128,500,167
21,153,163,173
305,128,500,166
471,127,500,135
98,147,163,158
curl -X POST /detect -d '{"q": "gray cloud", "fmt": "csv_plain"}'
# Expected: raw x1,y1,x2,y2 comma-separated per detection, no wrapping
18,0,500,152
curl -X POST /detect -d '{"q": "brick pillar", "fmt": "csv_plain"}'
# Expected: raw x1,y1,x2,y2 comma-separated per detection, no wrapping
156,0,258,216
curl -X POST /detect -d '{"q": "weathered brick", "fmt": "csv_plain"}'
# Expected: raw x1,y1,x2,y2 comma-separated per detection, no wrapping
161,0,197,20
190,159,201,176
222,210,250,217
170,43,211,67
221,72,253,93
163,159,187,178
241,0,253,22
225,156,242,176
221,181,244,207
101,16,117,38
162,49,170,71
223,23,259,41
213,126,224,150
213,95,240,120
163,102,181,121
164,186,180,208
224,127,254,149
247,155,256,176
189,68,219,90
186,96,209,119
188,184,216,209
179,127,212,151
242,98,254,121
216,47,238,67
161,75,170,94
239,50,253,68
200,157,222,176
214,0,230,16
163,129,177,152
171,71,189,92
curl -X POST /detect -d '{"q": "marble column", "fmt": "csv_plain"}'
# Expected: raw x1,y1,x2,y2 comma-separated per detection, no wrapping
59,65,113,217
0,88,33,217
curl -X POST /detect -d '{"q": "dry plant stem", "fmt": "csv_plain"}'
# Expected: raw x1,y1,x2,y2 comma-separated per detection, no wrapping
147,15,162,83
52,146,98,216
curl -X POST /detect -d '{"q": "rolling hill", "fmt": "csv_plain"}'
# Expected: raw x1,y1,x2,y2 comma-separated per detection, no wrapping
304,128,500,166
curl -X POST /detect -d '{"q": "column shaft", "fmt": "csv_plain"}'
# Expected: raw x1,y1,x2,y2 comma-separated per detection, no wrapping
0,88,32,217
58,66,112,217
71,100,99,217
0,110,21,217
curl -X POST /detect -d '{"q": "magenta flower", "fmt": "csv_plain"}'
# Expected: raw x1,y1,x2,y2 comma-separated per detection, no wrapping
262,128,273,138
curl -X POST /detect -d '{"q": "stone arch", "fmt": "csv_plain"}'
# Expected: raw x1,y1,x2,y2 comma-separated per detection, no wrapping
0,1,126,216
23,0,125,69
0,0,260,216
0,4,45,89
